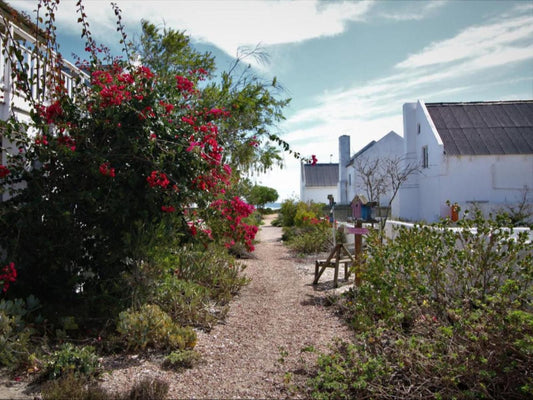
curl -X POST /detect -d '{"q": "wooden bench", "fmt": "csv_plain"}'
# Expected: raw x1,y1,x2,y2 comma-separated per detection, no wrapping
313,244,354,288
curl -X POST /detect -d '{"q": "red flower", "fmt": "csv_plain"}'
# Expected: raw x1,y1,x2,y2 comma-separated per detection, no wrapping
35,136,49,146
161,205,176,213
99,162,116,177
1,262,17,293
311,155,318,166
0,165,10,178
146,171,170,188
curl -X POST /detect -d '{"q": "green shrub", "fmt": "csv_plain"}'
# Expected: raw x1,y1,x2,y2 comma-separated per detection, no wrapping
126,378,169,400
172,245,248,305
162,349,201,371
116,304,196,352
41,373,108,400
288,228,332,254
41,375,170,400
278,199,299,226
45,343,102,380
154,276,218,329
310,210,533,399
0,296,41,368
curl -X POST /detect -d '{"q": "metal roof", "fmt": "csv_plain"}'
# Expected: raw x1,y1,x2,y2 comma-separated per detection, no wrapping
426,101,533,156
303,163,338,187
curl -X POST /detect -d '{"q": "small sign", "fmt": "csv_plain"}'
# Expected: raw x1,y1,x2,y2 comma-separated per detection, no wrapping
346,227,369,235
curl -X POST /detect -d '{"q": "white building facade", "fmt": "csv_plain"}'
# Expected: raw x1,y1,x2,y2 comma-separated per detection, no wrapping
400,100,533,223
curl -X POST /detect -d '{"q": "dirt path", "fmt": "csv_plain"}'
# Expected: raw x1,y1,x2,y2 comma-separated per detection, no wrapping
1,215,354,399
162,215,353,398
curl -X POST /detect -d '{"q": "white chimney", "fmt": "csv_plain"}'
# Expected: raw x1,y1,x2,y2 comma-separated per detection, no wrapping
338,135,350,204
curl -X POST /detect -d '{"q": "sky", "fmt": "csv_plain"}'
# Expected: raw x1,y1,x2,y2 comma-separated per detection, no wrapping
9,0,533,201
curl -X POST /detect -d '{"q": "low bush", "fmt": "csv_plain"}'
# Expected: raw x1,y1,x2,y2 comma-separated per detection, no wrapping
41,374,169,400
309,210,533,399
0,295,41,368
287,227,332,254
41,373,108,400
162,349,201,371
45,343,102,380
154,276,219,329
126,377,169,400
116,304,196,352
277,200,332,254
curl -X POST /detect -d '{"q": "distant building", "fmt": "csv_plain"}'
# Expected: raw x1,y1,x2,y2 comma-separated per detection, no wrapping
346,131,404,216
400,100,533,222
300,162,338,204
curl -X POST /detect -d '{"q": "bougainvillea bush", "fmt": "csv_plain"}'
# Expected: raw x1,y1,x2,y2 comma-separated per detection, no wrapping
0,0,289,326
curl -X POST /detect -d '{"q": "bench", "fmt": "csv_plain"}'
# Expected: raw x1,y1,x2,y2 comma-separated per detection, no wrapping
313,244,355,288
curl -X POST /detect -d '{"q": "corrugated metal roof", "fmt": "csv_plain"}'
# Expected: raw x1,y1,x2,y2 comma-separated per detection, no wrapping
426,101,533,155
303,163,338,187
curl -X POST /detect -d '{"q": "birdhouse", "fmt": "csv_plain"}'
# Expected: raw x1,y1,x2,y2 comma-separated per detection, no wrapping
351,195,376,222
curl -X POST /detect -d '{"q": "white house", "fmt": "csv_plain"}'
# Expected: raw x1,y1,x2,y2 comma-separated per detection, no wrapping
400,100,533,223
1,4,87,201
345,130,404,216
300,162,338,204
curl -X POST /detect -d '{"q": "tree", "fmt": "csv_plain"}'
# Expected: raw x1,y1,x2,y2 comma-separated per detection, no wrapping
246,184,278,209
135,21,292,176
0,1,289,316
352,156,419,237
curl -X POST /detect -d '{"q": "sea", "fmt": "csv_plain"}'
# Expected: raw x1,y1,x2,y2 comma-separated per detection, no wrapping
264,202,281,210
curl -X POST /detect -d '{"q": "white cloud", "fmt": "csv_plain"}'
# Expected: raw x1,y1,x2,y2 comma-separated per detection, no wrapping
396,14,533,69
379,0,448,21
10,0,374,60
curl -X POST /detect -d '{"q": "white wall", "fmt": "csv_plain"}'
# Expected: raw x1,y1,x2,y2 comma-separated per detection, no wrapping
301,186,336,204
347,131,405,214
400,100,533,223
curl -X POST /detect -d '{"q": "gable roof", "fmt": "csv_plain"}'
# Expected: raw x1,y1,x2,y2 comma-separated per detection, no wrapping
426,101,533,156
347,141,376,166
302,163,338,187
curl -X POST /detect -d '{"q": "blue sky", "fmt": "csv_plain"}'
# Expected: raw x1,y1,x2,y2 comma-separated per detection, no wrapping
10,0,533,201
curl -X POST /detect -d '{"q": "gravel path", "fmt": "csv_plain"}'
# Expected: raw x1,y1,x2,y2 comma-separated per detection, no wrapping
162,215,353,398
0,215,354,399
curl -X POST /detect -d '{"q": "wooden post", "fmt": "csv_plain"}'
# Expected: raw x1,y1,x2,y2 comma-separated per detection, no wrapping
354,219,363,287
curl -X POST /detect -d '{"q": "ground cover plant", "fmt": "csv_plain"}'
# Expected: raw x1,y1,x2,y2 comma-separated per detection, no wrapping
308,208,533,399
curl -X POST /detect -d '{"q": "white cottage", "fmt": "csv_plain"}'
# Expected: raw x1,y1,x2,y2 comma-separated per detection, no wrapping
300,162,338,204
400,100,533,223
345,131,404,215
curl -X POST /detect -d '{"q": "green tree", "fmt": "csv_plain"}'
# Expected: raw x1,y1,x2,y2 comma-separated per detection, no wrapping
135,21,293,176
0,1,289,321
246,185,278,209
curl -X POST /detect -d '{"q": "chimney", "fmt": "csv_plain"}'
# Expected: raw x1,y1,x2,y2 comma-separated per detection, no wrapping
338,135,350,204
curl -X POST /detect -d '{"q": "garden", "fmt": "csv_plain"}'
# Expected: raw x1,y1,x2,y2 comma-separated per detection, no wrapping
274,201,533,399
0,0,291,397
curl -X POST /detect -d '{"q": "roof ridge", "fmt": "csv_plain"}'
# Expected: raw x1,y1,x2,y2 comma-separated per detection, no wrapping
427,100,533,107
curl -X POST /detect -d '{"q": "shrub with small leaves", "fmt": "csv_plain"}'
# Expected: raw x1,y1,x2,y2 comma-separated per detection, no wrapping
116,304,196,351
45,343,101,380
310,210,533,399
0,295,41,367
41,373,108,400
126,377,169,400
162,349,201,371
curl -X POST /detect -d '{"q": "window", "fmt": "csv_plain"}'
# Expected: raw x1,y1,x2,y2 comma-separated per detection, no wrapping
417,123,421,134
348,173,352,186
422,145,429,168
